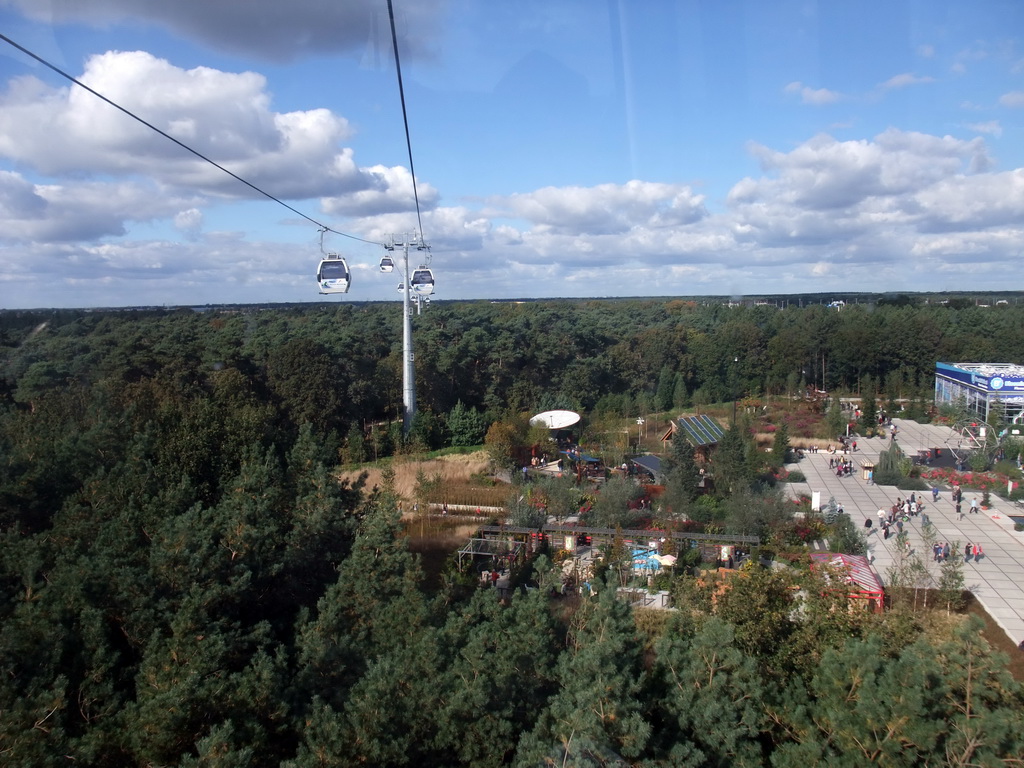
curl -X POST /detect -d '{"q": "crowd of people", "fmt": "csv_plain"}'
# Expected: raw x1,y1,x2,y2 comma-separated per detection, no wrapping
829,456,855,476
867,494,925,539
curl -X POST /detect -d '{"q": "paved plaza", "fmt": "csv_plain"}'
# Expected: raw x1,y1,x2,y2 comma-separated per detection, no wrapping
783,418,1024,646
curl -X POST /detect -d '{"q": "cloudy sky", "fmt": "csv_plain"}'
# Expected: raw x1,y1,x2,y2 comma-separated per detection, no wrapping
0,0,1022,308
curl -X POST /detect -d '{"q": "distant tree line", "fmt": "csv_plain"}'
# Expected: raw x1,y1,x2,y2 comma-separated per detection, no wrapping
4,298,1023,455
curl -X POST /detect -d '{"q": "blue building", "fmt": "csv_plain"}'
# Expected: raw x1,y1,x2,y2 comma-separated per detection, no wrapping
934,362,1024,424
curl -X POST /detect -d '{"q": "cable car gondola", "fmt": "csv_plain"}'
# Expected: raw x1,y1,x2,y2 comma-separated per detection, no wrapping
410,265,435,296
379,254,395,273
317,254,351,294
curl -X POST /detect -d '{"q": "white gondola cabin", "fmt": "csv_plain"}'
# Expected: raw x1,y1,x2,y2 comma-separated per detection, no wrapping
379,254,395,273
411,265,435,296
317,255,351,294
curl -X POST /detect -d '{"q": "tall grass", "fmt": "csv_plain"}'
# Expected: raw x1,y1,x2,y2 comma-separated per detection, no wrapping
338,450,511,510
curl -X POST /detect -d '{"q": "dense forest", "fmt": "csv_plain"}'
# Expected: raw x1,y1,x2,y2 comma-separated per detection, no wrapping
2,298,1024,765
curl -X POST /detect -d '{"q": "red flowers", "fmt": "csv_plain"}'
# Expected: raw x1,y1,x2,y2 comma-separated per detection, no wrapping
922,468,1010,493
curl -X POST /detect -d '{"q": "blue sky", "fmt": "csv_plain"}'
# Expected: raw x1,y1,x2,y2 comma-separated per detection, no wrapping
0,0,1022,308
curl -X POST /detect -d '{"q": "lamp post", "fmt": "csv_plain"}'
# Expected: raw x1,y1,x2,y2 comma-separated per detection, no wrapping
732,356,739,424
636,417,645,449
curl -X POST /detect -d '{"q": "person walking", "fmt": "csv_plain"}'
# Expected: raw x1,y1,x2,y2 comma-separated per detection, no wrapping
974,543,984,562
965,542,973,563
970,497,979,514
942,542,950,561
932,486,940,502
956,502,963,520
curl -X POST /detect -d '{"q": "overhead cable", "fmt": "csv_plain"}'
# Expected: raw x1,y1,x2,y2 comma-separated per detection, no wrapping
386,0,427,247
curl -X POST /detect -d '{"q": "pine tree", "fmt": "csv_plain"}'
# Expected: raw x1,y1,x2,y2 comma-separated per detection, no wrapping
713,423,754,497
517,579,651,764
859,377,878,435
770,421,791,470
774,626,1024,765
663,429,702,509
771,635,945,766
937,540,967,614
432,588,560,767
335,627,444,766
342,421,366,464
932,617,1024,765
446,400,489,447
655,366,675,412
651,616,765,767
295,493,428,706
672,371,689,409
825,397,845,441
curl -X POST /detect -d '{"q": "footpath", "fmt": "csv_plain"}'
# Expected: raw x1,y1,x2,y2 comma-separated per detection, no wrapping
783,417,1024,646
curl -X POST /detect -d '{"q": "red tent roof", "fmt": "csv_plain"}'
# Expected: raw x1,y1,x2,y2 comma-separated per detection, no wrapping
808,553,885,601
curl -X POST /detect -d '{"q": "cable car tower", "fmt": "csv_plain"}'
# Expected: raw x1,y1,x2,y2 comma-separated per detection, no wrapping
384,233,432,435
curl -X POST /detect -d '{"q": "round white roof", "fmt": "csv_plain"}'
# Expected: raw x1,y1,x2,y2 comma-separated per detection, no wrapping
530,410,581,429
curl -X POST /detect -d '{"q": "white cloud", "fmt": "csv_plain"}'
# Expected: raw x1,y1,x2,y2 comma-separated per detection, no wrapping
917,44,935,59
174,208,203,236
333,127,1020,301
0,51,425,213
494,181,707,236
0,170,46,220
878,73,935,90
352,206,491,253
734,130,989,214
321,165,439,217
966,121,1002,137
721,129,1011,276
784,81,841,105
0,171,202,244
999,91,1024,108
951,42,991,75
913,169,1024,231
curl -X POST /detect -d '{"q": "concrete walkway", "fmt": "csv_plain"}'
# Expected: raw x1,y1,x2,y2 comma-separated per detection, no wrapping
784,417,1024,646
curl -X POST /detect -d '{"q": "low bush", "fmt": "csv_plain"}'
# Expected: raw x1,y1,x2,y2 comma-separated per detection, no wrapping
872,469,903,486
993,460,1023,480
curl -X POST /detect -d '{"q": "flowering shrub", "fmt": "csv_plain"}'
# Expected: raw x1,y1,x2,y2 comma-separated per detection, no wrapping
921,468,1016,495
773,519,826,546
791,524,818,543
